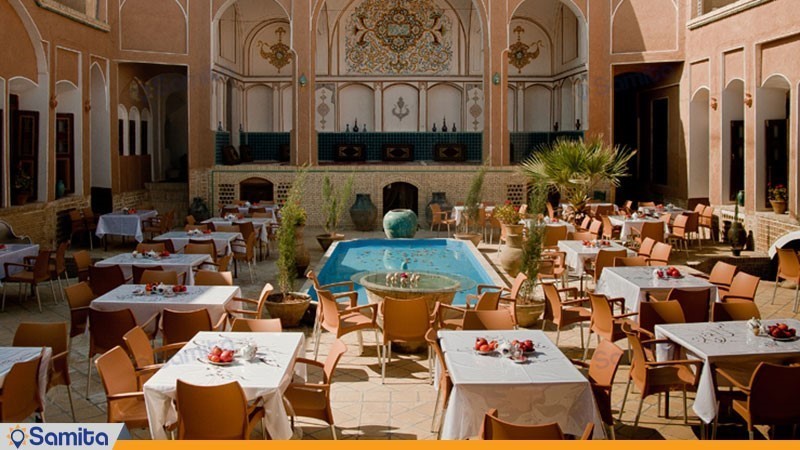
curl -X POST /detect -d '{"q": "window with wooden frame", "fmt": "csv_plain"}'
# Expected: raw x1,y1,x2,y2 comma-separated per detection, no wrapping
56,113,75,194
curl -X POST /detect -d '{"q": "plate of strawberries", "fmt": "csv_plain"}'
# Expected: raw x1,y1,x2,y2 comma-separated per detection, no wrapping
205,346,236,365
766,323,798,341
474,337,499,355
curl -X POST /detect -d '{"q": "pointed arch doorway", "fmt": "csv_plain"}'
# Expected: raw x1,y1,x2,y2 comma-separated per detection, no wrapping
383,182,418,216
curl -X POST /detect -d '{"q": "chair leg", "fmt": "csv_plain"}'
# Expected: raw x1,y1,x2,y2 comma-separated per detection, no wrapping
49,280,58,305
582,329,592,361
431,385,443,432
357,331,364,354
381,344,388,384
683,386,689,424
541,318,547,331
330,424,337,440
86,356,92,398
579,322,585,349
35,285,42,312
712,401,720,440
374,329,383,366
794,284,800,313
633,396,645,431
619,378,632,421
609,423,616,440
772,275,780,304
66,386,76,421
248,261,254,283
313,327,322,360
555,329,561,345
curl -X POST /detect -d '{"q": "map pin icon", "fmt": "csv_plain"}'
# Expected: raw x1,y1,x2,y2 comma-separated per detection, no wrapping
10,429,25,449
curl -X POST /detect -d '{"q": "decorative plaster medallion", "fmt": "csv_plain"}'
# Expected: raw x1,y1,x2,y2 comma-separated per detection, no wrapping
392,97,410,122
317,90,331,130
508,26,543,74
346,0,452,74
470,90,483,131
258,27,292,73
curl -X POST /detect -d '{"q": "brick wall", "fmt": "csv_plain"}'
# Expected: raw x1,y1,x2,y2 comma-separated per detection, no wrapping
755,213,800,252
0,195,90,246
112,190,150,211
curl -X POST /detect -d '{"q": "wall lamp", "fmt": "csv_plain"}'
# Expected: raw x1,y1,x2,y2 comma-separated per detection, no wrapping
744,93,753,108
298,74,308,87
710,97,718,110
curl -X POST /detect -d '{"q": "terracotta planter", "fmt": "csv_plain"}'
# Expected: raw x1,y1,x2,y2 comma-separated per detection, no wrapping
516,301,545,328
499,233,524,276
14,192,30,206
454,232,482,247
771,199,787,215
350,194,378,231
501,223,524,242
316,233,344,251
294,225,310,276
265,292,311,328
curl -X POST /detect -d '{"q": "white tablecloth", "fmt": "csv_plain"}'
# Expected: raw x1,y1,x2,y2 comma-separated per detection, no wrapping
0,244,40,279
144,331,304,440
224,205,278,217
609,216,669,240
522,220,577,235
96,210,158,242
638,207,688,219
452,206,495,226
0,346,52,410
154,231,241,256
201,218,272,242
562,203,619,215
655,319,800,424
90,284,240,334
438,330,604,440
594,266,718,314
95,253,212,286
558,241,635,275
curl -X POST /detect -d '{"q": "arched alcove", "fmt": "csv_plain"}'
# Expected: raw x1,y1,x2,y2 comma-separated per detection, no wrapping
383,182,419,216
55,80,82,195
240,177,274,203
90,63,111,190
756,74,792,209
722,79,744,203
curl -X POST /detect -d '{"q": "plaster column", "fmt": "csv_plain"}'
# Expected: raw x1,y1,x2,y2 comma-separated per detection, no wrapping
484,0,510,166
586,0,612,143
292,0,316,166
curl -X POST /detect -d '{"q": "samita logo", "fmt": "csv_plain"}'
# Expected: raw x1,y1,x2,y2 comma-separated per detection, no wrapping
3,424,121,449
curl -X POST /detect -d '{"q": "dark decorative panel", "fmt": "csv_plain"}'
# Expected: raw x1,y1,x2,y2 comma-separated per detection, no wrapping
433,143,466,162
333,143,367,162
239,144,254,163
279,144,290,163
382,144,414,162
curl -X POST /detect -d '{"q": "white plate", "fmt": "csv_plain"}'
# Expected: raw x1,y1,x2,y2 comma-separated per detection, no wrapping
510,356,528,364
475,350,497,356
200,357,235,366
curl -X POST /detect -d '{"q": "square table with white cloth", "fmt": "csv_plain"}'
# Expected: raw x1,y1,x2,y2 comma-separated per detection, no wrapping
154,231,241,256
224,204,279,217
522,219,576,235
558,241,635,276
609,216,669,240
655,319,800,424
90,284,240,334
0,347,52,411
452,206,495,226
438,330,604,440
96,210,158,243
95,253,212,286
0,244,40,279
562,203,619,216
594,266,718,314
144,331,304,440
201,217,273,242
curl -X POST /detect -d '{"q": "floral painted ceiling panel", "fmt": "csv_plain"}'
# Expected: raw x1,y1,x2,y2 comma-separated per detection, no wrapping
346,0,453,75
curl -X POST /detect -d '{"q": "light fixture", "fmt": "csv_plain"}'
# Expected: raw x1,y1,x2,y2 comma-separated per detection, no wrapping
710,97,718,110
744,93,753,108
298,74,308,87
492,72,501,85
49,95,58,109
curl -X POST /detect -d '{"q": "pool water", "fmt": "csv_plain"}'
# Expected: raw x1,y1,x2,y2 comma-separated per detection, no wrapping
307,239,498,305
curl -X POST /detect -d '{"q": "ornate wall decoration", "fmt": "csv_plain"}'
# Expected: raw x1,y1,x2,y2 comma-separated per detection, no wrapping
508,26,544,74
346,0,452,74
392,97,410,122
258,27,292,73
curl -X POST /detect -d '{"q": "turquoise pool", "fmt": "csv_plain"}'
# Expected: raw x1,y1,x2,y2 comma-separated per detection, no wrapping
305,239,501,305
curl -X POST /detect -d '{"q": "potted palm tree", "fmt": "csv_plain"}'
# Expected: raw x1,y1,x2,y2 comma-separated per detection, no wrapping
316,173,354,251
453,165,486,247
265,168,311,328
514,184,548,327
518,137,635,223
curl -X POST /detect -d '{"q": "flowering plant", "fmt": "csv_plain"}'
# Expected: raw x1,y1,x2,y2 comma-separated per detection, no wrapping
13,164,32,192
494,201,521,225
768,183,788,201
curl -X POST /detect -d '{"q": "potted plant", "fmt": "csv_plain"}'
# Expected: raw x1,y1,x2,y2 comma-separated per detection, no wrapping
317,174,354,251
265,168,311,328
728,190,747,256
514,185,548,327
494,200,524,241
768,183,788,215
453,165,486,247
518,137,635,224
13,164,33,205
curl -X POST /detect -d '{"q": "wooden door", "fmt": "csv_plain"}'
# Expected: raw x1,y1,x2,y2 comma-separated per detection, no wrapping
12,107,39,203
729,120,744,201
765,119,788,207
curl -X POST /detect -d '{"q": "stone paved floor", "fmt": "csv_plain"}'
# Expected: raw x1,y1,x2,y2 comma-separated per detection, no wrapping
1,227,797,440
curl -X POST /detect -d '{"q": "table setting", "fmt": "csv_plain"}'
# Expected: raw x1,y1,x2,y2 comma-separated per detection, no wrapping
154,231,241,256
96,209,158,243
95,252,212,285
557,240,635,275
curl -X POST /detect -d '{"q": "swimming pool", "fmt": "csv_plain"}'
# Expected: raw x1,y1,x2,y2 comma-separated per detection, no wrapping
304,238,503,306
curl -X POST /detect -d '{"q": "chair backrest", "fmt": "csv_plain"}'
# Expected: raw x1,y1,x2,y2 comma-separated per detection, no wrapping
13,322,68,385
708,261,738,288
613,256,647,267
776,248,800,279
194,270,234,286
587,339,625,389
480,409,565,440
136,242,166,253
588,293,616,337
659,212,672,224
693,203,705,214
473,290,502,311
425,328,447,379
89,265,128,296
176,380,250,440
89,308,138,355
214,224,240,234
640,221,664,243
712,301,761,321
638,237,656,258
639,201,656,208
162,309,213,345
382,297,430,342
215,253,233,272
95,346,139,399
230,318,282,332
322,339,348,383
594,249,627,281
647,242,672,266
667,288,711,323
542,282,566,323
236,222,256,241
683,211,699,232
70,210,87,232
317,289,344,331
579,216,592,231
31,250,52,279
122,326,155,368
186,215,196,225
1,353,42,422
507,273,528,299
701,205,714,222
570,231,595,241
53,240,70,273
600,215,615,238
748,363,800,426
638,300,685,335
725,272,760,301
65,282,94,337
184,242,217,261
132,265,163,284
462,309,515,330
543,225,568,247
671,214,688,237
184,224,209,232
595,205,614,217
73,250,92,273
588,219,602,237
430,204,443,224
623,324,649,389
141,270,180,285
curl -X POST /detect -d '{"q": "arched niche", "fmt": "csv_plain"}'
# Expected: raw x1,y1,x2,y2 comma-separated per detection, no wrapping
338,83,374,132
240,177,274,203
689,88,710,199
55,80,82,195
90,63,111,189
756,74,792,209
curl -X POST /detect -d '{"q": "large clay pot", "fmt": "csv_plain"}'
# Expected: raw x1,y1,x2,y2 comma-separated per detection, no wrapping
294,225,310,275
516,301,545,328
350,194,378,231
383,209,418,239
454,232,482,247
316,233,344,251
728,222,747,256
265,292,311,328
501,223,525,243
771,199,787,215
425,192,452,227
499,233,524,276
